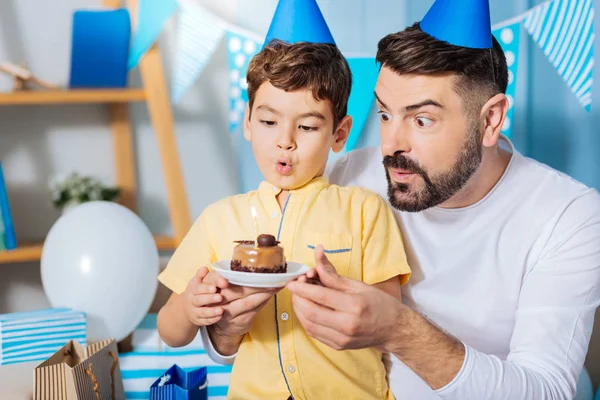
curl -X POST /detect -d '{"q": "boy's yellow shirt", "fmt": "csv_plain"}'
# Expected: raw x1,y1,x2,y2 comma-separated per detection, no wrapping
158,176,411,400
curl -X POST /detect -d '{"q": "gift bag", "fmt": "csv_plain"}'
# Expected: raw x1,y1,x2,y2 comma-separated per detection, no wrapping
33,339,125,400
150,364,208,400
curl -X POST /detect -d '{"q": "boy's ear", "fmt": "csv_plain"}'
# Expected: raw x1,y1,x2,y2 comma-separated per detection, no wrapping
243,104,252,142
331,115,352,153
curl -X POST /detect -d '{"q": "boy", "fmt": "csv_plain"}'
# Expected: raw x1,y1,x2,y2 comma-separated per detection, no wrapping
157,1,411,399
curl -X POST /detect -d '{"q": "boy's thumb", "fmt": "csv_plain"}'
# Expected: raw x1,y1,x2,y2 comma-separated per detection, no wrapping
195,266,210,282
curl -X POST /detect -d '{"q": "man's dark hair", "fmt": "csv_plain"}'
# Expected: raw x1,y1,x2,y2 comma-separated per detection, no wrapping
376,22,508,115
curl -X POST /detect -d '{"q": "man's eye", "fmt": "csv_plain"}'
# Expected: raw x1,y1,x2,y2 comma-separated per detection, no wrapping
299,125,317,132
378,111,392,122
416,117,433,128
261,120,276,126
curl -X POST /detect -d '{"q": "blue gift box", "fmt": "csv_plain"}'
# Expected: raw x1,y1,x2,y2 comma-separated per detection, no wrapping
120,314,231,399
0,308,86,365
150,364,208,400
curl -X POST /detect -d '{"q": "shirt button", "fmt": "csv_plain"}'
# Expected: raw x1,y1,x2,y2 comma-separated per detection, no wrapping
271,211,278,219
287,365,295,373
281,312,289,321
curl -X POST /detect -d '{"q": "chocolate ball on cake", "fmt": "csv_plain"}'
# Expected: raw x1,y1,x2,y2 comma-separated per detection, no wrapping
230,234,286,273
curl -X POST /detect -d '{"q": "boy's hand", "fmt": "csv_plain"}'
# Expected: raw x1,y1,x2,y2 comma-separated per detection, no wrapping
182,267,228,327
203,272,279,337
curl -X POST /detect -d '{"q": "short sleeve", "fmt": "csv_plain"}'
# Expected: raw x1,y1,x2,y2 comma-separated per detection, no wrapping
361,194,411,285
158,210,216,295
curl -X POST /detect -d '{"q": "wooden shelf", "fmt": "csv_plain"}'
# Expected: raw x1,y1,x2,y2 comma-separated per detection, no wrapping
0,235,176,264
0,89,146,105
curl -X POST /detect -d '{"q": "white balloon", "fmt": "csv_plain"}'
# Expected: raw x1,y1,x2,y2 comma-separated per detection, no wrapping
41,201,159,342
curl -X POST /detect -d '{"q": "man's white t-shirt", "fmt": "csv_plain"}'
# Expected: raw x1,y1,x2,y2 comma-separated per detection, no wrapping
325,136,600,399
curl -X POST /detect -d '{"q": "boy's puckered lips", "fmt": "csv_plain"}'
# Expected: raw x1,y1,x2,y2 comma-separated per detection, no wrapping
276,157,293,176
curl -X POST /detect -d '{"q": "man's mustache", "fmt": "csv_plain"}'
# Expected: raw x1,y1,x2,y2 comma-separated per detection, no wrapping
382,154,426,177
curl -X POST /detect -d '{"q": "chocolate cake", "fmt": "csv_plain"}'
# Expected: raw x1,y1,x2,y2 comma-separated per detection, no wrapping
230,234,287,273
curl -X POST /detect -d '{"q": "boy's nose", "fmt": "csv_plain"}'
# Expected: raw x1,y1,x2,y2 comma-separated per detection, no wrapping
277,131,296,150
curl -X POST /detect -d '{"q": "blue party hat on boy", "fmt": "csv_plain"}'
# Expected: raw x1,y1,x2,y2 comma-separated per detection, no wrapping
263,0,335,47
420,0,492,49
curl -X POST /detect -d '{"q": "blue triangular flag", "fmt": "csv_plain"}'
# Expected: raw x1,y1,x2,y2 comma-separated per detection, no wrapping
263,0,335,47
345,57,379,152
128,0,178,70
420,0,492,49
493,22,522,138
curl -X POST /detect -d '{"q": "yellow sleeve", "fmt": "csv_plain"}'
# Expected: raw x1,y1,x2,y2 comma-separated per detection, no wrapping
157,209,216,295
361,194,411,286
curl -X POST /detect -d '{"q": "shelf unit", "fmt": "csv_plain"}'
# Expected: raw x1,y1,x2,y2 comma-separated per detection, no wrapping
0,0,192,264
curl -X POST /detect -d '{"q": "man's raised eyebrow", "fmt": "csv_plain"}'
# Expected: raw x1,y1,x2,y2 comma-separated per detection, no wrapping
375,92,444,113
403,100,444,112
374,91,389,110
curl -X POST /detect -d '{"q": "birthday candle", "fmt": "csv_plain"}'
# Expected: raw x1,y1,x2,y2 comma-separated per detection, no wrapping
251,206,258,244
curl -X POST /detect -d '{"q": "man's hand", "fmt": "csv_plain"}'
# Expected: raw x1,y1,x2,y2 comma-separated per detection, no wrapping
287,245,404,351
288,246,465,389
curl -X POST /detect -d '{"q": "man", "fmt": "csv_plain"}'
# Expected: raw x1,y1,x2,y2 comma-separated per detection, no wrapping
196,0,600,399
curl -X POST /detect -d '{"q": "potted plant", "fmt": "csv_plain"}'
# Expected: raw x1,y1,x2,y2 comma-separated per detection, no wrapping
51,173,120,214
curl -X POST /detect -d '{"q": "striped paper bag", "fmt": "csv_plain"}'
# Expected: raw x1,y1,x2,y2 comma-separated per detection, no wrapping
33,339,125,400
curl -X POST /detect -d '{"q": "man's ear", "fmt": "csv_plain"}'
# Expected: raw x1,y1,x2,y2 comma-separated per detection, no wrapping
331,115,353,153
480,93,508,148
243,104,252,142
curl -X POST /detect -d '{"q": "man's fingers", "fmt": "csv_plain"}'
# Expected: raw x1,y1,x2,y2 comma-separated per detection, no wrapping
287,280,354,312
293,299,351,350
312,245,355,291
291,293,350,331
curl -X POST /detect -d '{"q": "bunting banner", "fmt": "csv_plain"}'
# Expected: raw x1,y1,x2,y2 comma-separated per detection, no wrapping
226,31,261,135
127,0,178,70
345,57,380,151
523,0,594,111
171,0,227,103
493,22,521,138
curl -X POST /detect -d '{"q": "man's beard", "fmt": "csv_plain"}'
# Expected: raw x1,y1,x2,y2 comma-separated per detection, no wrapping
383,126,483,212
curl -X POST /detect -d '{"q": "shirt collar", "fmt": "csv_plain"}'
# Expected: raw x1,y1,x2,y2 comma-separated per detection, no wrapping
259,176,329,197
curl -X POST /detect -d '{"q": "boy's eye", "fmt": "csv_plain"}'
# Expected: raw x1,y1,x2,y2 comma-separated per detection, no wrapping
377,111,392,122
415,117,433,128
299,125,317,132
261,120,276,127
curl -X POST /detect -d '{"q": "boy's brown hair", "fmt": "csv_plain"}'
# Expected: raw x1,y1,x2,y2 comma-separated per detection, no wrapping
246,39,352,130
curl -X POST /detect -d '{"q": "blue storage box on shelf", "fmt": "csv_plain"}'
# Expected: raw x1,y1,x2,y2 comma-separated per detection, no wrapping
69,8,131,88
0,308,86,365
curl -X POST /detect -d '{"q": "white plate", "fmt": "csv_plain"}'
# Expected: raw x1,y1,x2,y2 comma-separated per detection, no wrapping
210,260,311,288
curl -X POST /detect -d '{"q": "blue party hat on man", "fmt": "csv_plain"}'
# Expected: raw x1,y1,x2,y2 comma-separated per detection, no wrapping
263,0,335,47
420,0,492,49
